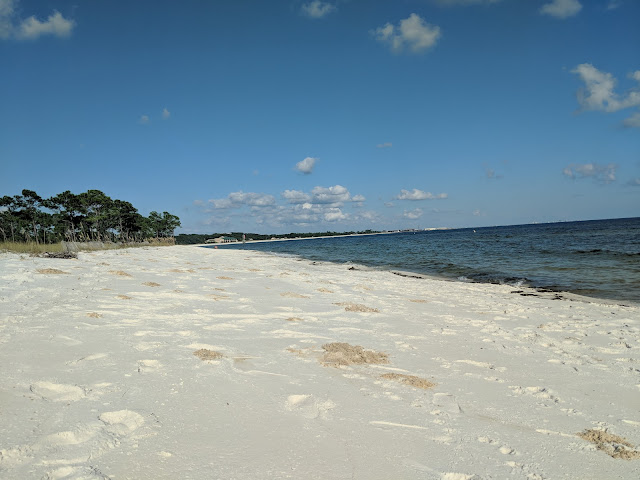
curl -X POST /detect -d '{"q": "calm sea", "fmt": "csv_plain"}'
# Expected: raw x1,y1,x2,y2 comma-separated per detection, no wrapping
207,218,640,304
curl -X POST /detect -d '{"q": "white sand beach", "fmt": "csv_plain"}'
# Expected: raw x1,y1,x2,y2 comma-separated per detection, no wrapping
1,245,639,479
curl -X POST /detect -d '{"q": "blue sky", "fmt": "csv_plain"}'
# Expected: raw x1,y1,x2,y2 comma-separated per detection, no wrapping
1,0,639,234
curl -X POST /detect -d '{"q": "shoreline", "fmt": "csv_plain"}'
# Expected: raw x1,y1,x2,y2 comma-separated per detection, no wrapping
1,245,639,479
197,243,639,308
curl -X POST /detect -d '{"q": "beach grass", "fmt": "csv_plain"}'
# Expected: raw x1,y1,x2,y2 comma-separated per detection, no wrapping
0,241,65,255
0,237,175,255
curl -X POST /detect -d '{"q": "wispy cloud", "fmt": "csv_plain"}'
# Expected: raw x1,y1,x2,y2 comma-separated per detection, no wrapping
372,13,441,54
295,157,317,174
0,1,75,40
606,0,622,10
572,64,640,128
403,208,423,220
628,178,640,186
540,0,582,19
301,1,336,19
139,115,150,125
562,163,617,184
396,188,448,200
162,108,171,120
376,142,393,149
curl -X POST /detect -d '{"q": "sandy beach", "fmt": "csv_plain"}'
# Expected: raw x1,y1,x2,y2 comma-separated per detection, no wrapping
1,245,639,479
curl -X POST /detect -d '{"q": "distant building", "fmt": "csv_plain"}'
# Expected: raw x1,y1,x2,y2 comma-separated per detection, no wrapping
209,236,238,244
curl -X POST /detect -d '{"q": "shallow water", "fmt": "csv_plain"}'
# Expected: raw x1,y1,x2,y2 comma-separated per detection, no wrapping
207,217,640,304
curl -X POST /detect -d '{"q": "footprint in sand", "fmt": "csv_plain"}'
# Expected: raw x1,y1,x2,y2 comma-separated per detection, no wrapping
30,382,86,402
431,393,462,414
99,410,145,436
285,394,335,419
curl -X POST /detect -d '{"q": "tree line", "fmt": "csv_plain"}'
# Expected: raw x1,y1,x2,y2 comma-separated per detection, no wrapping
176,230,379,245
0,189,181,244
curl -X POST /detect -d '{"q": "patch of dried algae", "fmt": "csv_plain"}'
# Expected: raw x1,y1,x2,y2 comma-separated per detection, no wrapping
334,303,379,313
577,429,640,460
193,349,224,361
381,373,435,390
36,268,68,274
142,282,161,287
321,342,388,367
280,292,309,298
109,270,132,277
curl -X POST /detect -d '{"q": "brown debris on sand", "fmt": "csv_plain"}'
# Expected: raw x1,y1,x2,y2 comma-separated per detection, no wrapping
334,303,379,313
142,282,161,287
36,251,78,259
87,312,102,318
217,276,234,280
577,429,640,460
36,268,68,275
109,270,132,277
280,292,310,298
116,295,132,300
193,349,223,361
381,373,436,390
321,342,388,367
286,317,303,322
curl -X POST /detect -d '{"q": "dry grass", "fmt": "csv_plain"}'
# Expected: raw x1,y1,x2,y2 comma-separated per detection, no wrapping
381,373,436,390
87,312,103,318
116,294,132,300
142,282,161,287
321,342,388,367
217,276,234,280
193,349,223,361
1,242,65,255
577,429,640,460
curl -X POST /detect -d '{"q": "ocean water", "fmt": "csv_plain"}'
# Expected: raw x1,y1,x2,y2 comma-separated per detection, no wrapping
207,217,640,304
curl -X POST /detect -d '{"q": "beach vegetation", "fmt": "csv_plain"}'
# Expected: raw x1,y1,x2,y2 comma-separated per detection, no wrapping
0,189,180,248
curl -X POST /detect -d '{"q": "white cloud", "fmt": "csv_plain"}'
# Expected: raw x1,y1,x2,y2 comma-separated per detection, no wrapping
162,108,170,120
572,64,640,127
396,188,448,200
16,11,74,39
0,0,15,39
628,178,640,186
352,194,366,202
139,115,150,125
372,13,441,54
540,0,582,19
403,208,423,220
562,163,617,184
228,191,276,207
623,111,640,128
324,208,348,222
295,156,317,174
281,189,312,204
376,142,393,149
208,191,276,209
311,185,351,204
301,1,336,19
1,1,75,41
